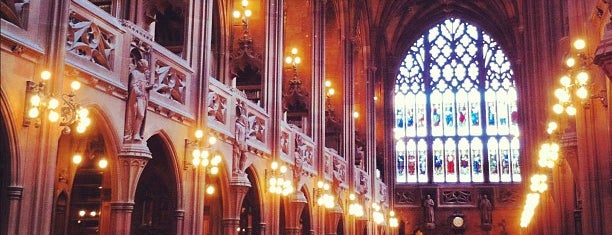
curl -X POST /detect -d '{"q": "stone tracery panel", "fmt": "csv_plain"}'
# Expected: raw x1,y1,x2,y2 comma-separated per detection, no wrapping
440,190,473,205
67,11,116,70
207,91,227,124
154,61,186,104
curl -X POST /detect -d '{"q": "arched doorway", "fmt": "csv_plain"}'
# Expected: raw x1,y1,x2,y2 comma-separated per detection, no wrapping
336,218,344,235
64,132,113,235
299,191,311,235
131,134,179,234
0,108,10,235
203,175,223,235
239,168,261,234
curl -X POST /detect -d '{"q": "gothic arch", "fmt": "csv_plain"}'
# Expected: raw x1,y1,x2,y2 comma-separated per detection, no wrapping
0,88,21,235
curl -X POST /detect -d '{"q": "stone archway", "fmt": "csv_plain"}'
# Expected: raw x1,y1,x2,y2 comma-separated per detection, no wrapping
238,168,261,234
131,134,180,234
0,107,11,235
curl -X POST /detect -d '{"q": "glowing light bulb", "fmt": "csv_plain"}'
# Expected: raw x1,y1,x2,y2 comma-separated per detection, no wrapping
294,57,301,64
271,161,278,170
328,88,335,96
72,154,83,164
552,104,564,114
28,107,40,118
208,136,217,145
576,87,588,99
76,124,86,133
195,129,203,139
353,111,359,118
560,75,571,87
41,71,51,80
192,149,201,158
291,48,298,55
565,57,575,68
30,94,41,106
98,159,108,169
244,9,252,17
573,39,586,50
48,110,59,122
210,166,219,175
280,165,287,173
78,210,86,217
71,81,81,91
192,157,201,166
48,98,60,109
206,185,215,195
241,0,249,7
232,10,241,18
285,57,293,64
325,80,331,87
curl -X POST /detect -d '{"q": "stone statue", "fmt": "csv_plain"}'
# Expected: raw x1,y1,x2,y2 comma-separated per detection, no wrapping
232,101,249,175
480,194,493,224
423,194,435,224
125,59,154,143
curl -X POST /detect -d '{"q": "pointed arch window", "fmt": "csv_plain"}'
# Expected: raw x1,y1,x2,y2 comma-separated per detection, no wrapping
394,18,520,184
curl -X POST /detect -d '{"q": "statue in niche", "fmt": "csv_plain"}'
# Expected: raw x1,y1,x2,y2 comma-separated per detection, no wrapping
479,194,493,224
124,59,154,143
423,194,435,225
232,101,250,175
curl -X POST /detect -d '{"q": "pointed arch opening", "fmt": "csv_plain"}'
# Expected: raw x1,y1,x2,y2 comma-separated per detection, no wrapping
394,18,520,184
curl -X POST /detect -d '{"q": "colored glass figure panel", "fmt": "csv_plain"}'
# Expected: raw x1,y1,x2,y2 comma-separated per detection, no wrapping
511,138,521,182
396,141,406,182
406,140,418,182
471,138,484,182
417,139,428,183
458,138,471,182
499,138,511,182
444,139,457,182
433,139,444,182
488,138,500,182
443,92,456,136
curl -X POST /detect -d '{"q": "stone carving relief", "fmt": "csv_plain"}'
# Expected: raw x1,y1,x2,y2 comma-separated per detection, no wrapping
332,158,346,183
1,0,29,27
441,190,473,204
396,190,417,205
497,188,517,204
356,170,368,194
154,62,186,103
67,11,116,70
324,154,332,177
280,131,289,154
207,91,226,124
248,114,265,143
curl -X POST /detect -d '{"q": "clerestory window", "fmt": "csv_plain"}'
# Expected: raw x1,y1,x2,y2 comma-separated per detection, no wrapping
394,18,521,184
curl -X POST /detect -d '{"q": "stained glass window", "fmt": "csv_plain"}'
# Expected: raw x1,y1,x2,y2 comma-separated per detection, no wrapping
394,18,520,183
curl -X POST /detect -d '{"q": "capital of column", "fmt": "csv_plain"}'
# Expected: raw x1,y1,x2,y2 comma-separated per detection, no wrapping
7,186,23,200
110,202,135,211
119,142,152,159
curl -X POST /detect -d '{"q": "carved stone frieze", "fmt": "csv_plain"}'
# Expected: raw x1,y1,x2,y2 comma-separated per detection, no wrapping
395,190,417,205
67,11,116,70
332,158,346,183
440,190,473,205
280,131,289,154
247,113,265,143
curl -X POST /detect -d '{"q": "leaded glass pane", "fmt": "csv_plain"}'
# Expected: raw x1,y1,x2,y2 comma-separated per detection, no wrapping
488,138,500,182
396,140,406,182
458,138,471,182
417,139,428,182
444,139,457,182
471,138,484,182
406,140,418,182
500,137,511,182
511,137,521,182
433,139,444,182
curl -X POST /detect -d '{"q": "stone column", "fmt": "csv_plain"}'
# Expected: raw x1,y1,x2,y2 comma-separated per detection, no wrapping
284,191,307,235
6,186,23,235
222,174,252,235
110,143,151,234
